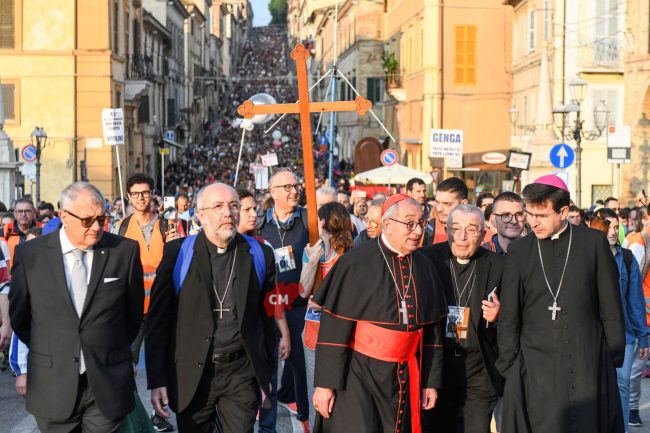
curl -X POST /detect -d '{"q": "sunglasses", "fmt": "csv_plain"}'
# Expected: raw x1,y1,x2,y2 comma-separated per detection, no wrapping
63,209,108,228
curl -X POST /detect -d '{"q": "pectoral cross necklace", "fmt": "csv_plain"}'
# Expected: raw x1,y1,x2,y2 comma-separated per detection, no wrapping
212,248,238,319
378,239,412,325
536,223,572,321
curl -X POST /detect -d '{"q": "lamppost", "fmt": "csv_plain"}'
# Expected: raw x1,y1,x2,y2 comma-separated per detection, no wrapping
552,76,609,207
31,126,47,204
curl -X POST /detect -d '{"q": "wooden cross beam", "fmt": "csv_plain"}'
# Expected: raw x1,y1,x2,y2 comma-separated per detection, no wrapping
237,44,372,246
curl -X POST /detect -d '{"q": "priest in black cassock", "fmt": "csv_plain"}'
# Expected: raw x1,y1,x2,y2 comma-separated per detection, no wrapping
312,194,447,433
421,204,505,433
496,175,626,433
145,183,276,433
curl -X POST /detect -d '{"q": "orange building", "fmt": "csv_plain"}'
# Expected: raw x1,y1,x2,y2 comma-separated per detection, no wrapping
383,0,513,195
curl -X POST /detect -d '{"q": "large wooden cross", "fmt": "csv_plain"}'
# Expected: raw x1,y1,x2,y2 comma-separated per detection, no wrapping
238,44,372,245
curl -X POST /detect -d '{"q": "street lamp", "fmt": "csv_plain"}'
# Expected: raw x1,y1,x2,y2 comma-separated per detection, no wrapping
552,76,609,207
509,104,519,136
31,126,47,204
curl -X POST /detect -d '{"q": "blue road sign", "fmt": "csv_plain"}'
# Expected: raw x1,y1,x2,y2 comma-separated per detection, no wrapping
164,130,175,142
21,145,37,162
550,143,575,169
380,149,398,166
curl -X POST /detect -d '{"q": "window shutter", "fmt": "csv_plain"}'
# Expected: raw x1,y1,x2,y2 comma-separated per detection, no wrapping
0,0,14,49
1,83,15,119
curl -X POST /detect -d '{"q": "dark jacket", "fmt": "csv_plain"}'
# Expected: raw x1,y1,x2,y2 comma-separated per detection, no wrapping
145,232,276,413
420,242,506,395
9,230,144,420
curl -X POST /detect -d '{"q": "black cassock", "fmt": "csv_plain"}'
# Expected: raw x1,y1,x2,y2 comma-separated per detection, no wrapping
496,223,626,433
312,237,447,433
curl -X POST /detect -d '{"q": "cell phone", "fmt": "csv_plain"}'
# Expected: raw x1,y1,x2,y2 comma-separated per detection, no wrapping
486,287,497,328
163,196,175,210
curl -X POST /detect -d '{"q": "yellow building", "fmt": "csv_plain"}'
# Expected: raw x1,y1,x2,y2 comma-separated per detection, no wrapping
0,0,143,203
623,0,650,205
383,0,513,195
508,0,624,207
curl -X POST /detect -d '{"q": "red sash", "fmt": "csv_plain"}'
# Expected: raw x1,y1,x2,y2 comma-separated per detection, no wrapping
350,321,423,433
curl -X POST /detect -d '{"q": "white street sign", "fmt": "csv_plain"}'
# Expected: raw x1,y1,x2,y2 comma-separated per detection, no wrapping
607,125,631,164
102,108,125,145
430,129,463,168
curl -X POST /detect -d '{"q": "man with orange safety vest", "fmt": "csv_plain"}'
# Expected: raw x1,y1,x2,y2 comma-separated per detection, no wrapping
113,173,181,431
2,198,42,269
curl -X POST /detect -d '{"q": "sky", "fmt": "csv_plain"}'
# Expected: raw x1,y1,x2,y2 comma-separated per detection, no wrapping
250,0,272,27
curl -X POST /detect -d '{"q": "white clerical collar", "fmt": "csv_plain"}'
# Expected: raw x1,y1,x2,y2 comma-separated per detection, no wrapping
456,257,470,265
550,222,569,240
380,234,407,258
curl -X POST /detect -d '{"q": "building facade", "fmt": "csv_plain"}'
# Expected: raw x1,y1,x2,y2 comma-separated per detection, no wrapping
383,0,513,196
623,0,650,206
508,0,625,207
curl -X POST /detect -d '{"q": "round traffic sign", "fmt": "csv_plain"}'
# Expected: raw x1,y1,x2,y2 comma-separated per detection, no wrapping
21,145,37,162
549,143,575,169
380,149,398,166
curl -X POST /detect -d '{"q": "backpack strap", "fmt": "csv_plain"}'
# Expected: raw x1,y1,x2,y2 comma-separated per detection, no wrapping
622,248,633,279
159,217,168,239
118,215,132,237
172,235,197,296
242,234,266,289
422,218,436,245
299,207,309,233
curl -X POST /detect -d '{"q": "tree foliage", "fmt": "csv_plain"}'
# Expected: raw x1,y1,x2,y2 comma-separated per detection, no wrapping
268,0,288,25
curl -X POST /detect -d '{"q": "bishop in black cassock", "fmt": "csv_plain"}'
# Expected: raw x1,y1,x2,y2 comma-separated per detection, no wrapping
312,195,447,433
496,175,625,433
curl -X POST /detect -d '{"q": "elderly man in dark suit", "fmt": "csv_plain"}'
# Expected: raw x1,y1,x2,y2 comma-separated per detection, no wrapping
421,204,505,433
146,182,276,433
9,181,144,433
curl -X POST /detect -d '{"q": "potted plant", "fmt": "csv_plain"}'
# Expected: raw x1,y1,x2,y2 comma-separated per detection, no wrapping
382,51,400,89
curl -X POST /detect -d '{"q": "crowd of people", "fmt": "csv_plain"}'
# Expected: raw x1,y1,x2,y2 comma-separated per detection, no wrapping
0,169,649,433
1,24,649,433
163,26,342,202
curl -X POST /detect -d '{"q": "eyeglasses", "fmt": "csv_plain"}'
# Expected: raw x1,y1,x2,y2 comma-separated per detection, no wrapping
367,220,380,229
525,210,558,222
14,209,34,215
494,212,526,223
128,190,152,199
449,226,483,237
199,202,240,214
388,218,427,232
63,209,108,228
272,184,302,193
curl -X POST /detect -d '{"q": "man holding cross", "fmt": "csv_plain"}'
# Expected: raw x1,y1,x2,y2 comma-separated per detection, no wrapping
496,175,626,433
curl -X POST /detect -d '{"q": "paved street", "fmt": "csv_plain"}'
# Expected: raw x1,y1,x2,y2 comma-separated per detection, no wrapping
0,358,301,433
3,359,650,433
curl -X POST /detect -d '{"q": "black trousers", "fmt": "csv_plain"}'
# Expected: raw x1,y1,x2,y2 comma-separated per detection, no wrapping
35,374,123,433
177,355,260,433
423,352,498,433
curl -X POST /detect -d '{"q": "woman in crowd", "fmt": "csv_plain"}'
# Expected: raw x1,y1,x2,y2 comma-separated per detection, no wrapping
298,201,353,431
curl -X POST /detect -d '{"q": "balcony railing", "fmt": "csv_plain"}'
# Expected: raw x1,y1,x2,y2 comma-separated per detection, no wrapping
126,54,155,81
386,73,402,90
592,37,620,67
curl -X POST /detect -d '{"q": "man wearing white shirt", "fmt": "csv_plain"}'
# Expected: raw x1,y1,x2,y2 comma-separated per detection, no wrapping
9,182,144,433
